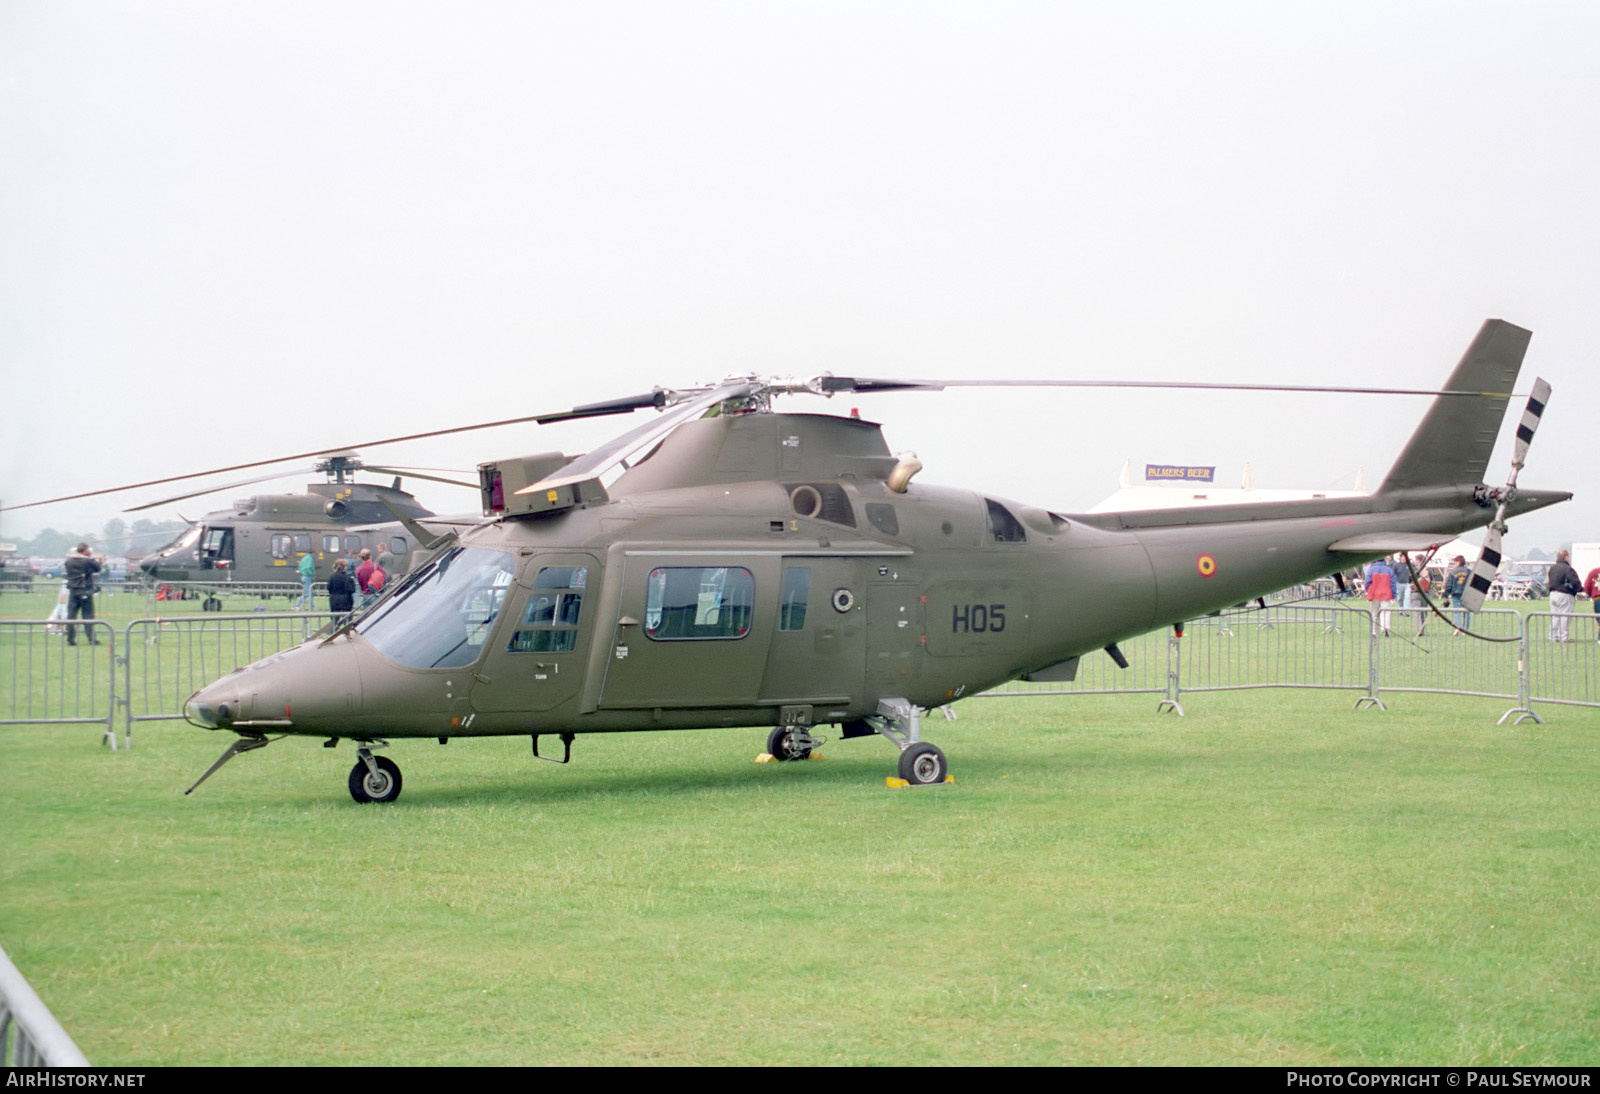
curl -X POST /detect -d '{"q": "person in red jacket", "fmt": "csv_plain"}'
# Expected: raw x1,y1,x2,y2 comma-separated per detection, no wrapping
1365,557,1395,636
1585,566,1600,641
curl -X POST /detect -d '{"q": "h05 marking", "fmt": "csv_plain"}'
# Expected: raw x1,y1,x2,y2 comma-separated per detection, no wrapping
952,603,1006,633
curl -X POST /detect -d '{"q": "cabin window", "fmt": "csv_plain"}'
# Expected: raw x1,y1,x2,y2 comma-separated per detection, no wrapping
985,499,1027,543
509,566,587,653
389,537,409,555
357,547,517,669
644,566,754,640
294,534,312,553
323,535,341,553
779,567,810,631
343,535,363,554
270,534,292,560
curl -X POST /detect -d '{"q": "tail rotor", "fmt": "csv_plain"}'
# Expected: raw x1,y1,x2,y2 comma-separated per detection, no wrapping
1462,378,1551,613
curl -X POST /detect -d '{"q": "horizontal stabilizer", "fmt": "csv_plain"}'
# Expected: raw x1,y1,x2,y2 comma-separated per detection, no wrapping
1022,657,1080,683
1327,533,1456,553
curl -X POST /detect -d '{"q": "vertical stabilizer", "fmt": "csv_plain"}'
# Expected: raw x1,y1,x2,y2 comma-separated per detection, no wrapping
1377,320,1530,493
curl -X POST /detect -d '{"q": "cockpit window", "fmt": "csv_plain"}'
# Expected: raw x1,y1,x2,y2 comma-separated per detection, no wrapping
509,566,587,653
357,547,517,669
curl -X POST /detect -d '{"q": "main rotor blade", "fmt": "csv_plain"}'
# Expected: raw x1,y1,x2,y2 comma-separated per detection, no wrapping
818,376,1519,398
534,389,669,424
2,399,683,514
361,467,479,490
520,378,759,493
125,470,313,512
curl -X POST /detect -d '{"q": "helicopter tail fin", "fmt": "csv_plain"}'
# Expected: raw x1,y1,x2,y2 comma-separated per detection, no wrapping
1376,319,1530,494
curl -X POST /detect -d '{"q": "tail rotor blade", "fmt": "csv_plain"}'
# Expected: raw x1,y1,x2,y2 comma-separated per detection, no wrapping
1462,526,1504,613
1511,377,1551,473
1461,377,1551,614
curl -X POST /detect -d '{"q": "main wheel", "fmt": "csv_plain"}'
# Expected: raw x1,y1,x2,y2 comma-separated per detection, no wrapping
348,755,403,803
766,726,812,762
897,742,947,785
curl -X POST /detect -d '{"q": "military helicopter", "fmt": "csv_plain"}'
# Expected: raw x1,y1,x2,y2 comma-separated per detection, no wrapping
133,453,474,600
175,319,1565,801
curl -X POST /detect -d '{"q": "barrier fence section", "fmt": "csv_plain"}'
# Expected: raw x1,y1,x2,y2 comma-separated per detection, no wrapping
124,612,341,737
1524,609,1600,710
0,945,89,1067
4,604,1599,739
1177,604,1376,702
975,601,1600,719
1370,606,1525,705
0,620,117,744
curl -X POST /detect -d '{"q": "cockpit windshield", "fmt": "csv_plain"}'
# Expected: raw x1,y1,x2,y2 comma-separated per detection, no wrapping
356,547,517,669
161,525,203,557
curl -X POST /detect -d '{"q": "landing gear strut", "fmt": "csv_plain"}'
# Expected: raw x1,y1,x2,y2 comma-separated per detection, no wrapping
855,698,950,786
349,747,402,803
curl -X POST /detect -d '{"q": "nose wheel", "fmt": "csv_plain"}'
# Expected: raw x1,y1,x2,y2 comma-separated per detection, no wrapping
349,751,402,803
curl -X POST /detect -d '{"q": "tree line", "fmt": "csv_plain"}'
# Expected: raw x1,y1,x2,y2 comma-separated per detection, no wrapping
7,518,189,559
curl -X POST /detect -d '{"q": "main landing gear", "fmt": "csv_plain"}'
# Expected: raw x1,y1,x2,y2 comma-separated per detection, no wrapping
349,746,402,803
841,698,950,786
896,741,948,785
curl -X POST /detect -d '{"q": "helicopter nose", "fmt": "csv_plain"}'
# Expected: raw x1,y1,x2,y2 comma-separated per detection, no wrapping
183,640,365,732
184,692,235,729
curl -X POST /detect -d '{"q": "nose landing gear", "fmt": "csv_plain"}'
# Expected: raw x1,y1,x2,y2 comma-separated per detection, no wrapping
349,747,402,803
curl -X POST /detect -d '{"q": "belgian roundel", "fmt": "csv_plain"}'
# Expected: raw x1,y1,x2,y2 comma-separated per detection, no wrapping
1196,554,1217,578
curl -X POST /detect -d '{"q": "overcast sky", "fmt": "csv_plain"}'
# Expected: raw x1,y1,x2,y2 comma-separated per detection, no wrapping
3,1,1596,557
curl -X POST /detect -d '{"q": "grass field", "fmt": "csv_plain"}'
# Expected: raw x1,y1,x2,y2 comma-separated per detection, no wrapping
0,582,305,626
2,690,1595,1066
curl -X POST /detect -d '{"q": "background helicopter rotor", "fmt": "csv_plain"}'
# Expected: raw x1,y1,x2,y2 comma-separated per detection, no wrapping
122,455,477,512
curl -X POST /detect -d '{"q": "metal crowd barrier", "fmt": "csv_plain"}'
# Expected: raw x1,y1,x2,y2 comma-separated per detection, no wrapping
1,613,337,746
974,601,1600,721
0,620,117,745
0,945,89,1066
1370,606,1524,704
1179,604,1375,699
1524,609,1600,712
4,604,1599,744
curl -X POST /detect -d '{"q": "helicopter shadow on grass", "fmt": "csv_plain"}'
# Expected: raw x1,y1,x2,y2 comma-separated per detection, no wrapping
312,720,1118,809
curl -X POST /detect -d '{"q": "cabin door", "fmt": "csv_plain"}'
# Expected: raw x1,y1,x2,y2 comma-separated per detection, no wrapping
596,552,778,710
